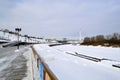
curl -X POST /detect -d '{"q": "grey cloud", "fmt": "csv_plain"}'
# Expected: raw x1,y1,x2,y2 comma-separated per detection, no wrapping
0,0,120,38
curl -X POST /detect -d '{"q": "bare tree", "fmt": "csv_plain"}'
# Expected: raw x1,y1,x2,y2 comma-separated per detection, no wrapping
84,37,91,43
95,35,104,42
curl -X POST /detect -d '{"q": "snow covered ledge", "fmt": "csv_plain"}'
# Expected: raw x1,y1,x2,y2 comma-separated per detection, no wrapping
31,45,58,80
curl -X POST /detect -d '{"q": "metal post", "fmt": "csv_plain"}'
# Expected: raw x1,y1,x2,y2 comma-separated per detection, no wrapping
15,28,21,49
18,32,19,49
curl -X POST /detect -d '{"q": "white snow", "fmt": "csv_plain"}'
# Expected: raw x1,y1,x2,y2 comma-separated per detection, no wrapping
53,45,120,62
14,49,20,52
33,44,120,80
22,47,40,80
0,39,9,42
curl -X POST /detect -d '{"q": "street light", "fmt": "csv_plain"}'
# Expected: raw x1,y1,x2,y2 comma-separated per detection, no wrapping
15,28,21,49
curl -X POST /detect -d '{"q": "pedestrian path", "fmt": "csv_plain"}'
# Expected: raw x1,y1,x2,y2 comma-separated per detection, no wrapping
0,47,36,80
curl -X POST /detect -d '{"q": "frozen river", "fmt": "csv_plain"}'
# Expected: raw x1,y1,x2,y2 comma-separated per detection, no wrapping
33,44,120,80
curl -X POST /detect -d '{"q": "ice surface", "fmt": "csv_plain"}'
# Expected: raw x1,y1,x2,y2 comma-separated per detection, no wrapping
53,45,120,62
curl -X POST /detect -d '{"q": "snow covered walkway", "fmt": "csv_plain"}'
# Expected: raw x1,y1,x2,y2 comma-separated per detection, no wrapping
0,47,35,80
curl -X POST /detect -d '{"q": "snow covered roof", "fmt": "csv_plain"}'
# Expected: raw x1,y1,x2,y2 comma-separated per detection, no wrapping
33,44,120,80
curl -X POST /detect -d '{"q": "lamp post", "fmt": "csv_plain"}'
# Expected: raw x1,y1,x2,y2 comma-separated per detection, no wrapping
15,28,21,49
24,35,28,42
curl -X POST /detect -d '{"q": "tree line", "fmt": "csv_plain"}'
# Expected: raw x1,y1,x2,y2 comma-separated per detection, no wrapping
81,33,120,47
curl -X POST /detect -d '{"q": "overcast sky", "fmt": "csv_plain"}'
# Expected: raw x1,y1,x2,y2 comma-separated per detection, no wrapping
0,0,120,38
